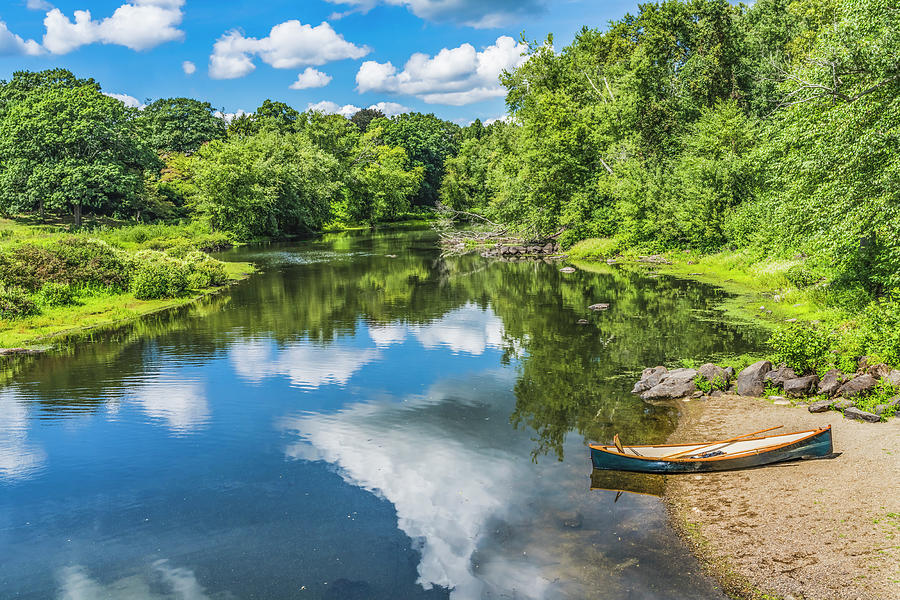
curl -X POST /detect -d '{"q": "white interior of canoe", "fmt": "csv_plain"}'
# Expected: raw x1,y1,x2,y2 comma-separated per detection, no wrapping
601,431,814,459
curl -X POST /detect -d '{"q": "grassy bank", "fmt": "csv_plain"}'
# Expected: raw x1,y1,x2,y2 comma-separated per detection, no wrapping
0,217,254,348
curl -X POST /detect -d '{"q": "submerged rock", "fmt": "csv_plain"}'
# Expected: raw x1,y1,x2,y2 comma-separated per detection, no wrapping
588,303,610,311
817,369,845,397
560,266,576,273
784,374,819,398
843,407,881,423
736,360,773,396
838,374,877,398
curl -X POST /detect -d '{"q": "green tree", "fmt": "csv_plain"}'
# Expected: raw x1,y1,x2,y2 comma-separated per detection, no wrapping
347,128,424,223
138,97,227,153
350,108,385,133
0,84,157,224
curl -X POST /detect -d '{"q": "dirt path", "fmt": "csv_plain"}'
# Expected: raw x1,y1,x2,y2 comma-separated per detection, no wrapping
664,396,900,600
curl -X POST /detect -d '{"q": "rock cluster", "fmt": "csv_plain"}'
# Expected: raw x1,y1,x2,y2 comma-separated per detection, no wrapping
631,357,899,423
480,242,561,258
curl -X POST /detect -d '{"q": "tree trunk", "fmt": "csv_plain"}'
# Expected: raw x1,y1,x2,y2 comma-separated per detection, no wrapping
74,202,82,228
39,199,44,222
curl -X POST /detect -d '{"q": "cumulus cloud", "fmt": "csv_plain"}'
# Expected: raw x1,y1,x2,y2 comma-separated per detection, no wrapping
289,67,332,90
485,114,512,125
356,36,527,105
182,60,196,75
209,20,369,80
327,0,546,28
42,0,186,54
103,92,144,108
213,108,249,123
368,101,410,116
307,100,362,118
0,21,44,56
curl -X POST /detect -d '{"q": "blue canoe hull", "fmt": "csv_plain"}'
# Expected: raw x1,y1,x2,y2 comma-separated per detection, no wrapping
590,427,833,474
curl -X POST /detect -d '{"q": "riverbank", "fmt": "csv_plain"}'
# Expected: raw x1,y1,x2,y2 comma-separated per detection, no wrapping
664,395,899,600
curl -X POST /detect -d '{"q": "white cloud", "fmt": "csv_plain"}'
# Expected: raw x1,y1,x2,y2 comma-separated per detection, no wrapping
289,67,332,90
213,109,249,123
0,20,44,56
356,36,527,105
182,60,196,75
327,0,546,28
42,0,186,54
368,101,410,116
307,100,362,118
209,20,369,80
26,0,54,11
103,92,144,108
484,114,512,125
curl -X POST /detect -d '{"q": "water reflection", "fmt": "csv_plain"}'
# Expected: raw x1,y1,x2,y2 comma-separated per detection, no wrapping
0,388,46,481
132,377,210,434
58,560,222,600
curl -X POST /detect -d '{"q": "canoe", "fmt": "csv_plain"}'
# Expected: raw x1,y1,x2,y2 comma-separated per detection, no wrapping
590,426,833,474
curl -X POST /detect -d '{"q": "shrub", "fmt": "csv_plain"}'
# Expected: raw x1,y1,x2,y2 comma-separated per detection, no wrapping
183,250,228,288
0,285,38,320
855,295,900,366
196,232,233,252
53,237,134,290
785,264,819,288
566,237,622,260
131,250,189,299
768,323,834,374
36,282,77,307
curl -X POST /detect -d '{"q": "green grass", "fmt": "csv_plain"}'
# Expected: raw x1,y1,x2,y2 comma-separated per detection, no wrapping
566,237,622,261
0,260,253,348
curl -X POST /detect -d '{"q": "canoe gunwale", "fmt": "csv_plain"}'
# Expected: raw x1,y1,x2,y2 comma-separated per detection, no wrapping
588,425,831,464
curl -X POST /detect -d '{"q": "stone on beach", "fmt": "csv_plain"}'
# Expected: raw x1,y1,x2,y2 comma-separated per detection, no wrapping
632,366,668,394
784,374,819,398
838,374,877,398
764,365,797,387
698,363,729,384
638,367,699,400
843,407,881,423
817,369,844,397
736,360,772,396
808,398,833,413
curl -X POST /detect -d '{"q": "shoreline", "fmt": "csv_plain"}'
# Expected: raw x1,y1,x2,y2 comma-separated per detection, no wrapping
662,395,900,600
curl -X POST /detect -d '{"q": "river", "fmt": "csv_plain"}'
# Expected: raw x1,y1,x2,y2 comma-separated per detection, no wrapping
0,229,765,599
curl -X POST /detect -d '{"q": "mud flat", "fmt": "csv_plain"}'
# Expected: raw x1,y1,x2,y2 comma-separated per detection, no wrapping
664,395,900,600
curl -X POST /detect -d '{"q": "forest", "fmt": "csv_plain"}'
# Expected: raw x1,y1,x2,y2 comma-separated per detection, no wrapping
0,0,897,364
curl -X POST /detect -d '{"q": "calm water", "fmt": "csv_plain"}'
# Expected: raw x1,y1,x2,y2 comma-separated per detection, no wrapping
1,229,765,599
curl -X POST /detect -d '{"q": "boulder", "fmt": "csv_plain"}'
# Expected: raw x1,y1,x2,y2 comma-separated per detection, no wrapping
698,363,729,385
661,368,700,384
817,369,845,397
843,407,881,423
736,360,773,396
838,374,877,398
632,366,668,394
724,366,735,380
641,379,697,400
867,363,892,379
832,399,855,410
883,370,900,388
857,356,870,372
875,396,900,415
589,303,610,311
808,398,833,413
576,319,589,325
559,266,576,273
765,365,798,387
784,374,819,398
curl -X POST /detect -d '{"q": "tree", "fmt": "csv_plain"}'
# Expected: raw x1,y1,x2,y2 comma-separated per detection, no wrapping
192,132,340,239
0,68,99,119
376,113,461,206
0,84,157,224
254,99,303,133
138,97,227,153
347,128,424,223
350,108,384,133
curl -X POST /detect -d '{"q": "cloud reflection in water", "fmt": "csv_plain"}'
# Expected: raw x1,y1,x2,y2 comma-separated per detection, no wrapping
0,388,46,481
57,559,225,600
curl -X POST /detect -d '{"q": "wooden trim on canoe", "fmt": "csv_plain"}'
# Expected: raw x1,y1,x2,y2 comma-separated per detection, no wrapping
588,426,831,463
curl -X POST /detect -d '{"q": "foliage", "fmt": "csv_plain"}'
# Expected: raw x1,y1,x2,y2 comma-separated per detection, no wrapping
183,250,228,288
768,323,834,374
130,250,189,299
0,285,37,320
36,282,77,307
0,237,133,291
350,108,385,133
137,98,227,153
347,129,424,223
567,238,621,260
853,380,898,420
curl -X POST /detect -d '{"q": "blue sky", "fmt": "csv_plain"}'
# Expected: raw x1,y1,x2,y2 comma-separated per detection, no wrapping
0,1,637,123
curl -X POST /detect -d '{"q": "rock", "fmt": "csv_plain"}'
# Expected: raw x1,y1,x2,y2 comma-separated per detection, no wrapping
768,395,787,401
559,266,576,273
765,365,798,387
0,347,45,356
817,369,845,397
867,363,891,379
784,374,819,398
661,368,700,384
698,363,729,384
832,398,855,410
632,366,668,394
785,318,797,323
838,374,877,398
723,366,735,380
639,254,671,264
710,390,724,398
843,407,881,423
691,391,703,399
883,370,900,388
576,319,589,325
606,258,618,264
736,360,773,396
808,399,833,413
588,303,610,311
857,356,870,372
641,379,697,400
773,399,791,406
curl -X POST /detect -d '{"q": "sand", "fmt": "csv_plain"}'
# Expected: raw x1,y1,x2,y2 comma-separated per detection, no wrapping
664,396,900,600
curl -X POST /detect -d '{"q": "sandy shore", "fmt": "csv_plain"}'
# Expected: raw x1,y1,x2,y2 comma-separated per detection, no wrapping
664,396,900,600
